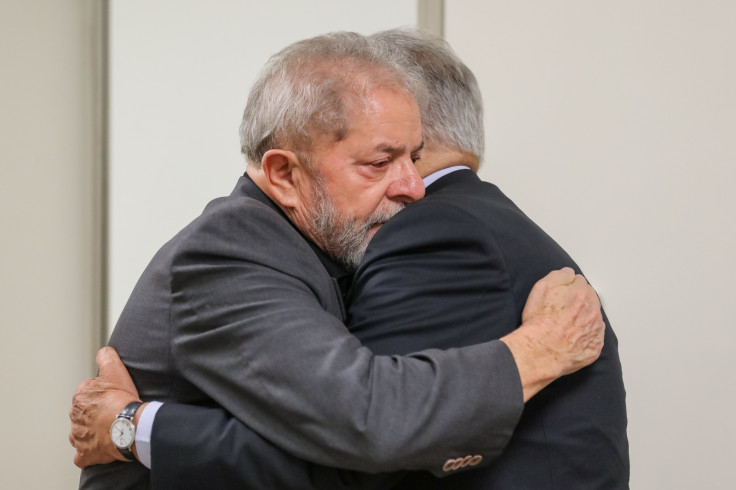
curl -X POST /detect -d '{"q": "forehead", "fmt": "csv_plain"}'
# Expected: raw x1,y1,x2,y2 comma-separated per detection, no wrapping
338,88,422,150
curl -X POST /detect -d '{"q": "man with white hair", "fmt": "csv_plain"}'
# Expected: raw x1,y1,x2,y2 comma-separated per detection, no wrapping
346,28,630,489
71,31,608,489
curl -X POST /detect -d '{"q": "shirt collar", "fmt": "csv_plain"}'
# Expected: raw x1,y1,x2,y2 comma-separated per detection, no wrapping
422,165,472,188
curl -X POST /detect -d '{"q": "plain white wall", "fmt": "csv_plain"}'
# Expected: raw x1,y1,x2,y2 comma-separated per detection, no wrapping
447,1,736,488
1,0,100,488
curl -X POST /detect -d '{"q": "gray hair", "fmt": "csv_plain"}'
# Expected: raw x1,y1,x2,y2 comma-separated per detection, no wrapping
370,28,485,161
240,31,428,166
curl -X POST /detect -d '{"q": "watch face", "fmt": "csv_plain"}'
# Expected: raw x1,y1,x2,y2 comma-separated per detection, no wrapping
110,418,135,449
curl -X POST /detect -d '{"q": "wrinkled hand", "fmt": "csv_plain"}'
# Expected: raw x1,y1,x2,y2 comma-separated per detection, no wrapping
69,347,140,468
521,267,605,374
502,267,605,401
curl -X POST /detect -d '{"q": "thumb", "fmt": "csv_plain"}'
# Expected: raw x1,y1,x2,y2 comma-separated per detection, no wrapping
96,347,139,397
550,267,576,285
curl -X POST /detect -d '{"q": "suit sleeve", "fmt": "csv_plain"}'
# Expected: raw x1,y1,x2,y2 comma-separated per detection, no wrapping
168,199,523,475
150,403,314,490
150,403,404,490
347,200,525,457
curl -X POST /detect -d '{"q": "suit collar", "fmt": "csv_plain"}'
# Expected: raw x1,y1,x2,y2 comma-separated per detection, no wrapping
422,165,471,187
425,167,479,194
231,173,279,210
231,173,350,285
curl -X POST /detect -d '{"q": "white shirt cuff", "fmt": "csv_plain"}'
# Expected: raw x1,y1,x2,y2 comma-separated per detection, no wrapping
135,401,163,469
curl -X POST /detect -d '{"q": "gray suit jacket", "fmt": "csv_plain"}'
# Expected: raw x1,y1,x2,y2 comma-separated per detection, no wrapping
79,176,523,489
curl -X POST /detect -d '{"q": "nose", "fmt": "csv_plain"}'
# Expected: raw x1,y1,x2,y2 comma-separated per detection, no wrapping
386,157,425,203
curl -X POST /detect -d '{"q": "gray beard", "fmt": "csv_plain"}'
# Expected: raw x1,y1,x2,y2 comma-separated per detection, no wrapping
307,178,404,272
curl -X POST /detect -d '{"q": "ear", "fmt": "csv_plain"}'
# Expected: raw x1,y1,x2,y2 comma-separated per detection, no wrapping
260,149,307,209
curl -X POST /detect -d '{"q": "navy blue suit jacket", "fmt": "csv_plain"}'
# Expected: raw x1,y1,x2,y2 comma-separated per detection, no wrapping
149,170,628,489
348,170,629,488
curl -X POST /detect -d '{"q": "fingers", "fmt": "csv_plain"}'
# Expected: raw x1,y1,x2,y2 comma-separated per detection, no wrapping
70,378,94,468
70,349,141,469
573,275,601,312
70,377,93,424
569,280,605,369
564,275,601,318
96,347,139,397
73,444,94,469
74,452,86,469
96,346,123,379
522,268,582,322
568,272,590,292
545,267,576,285
73,377,94,401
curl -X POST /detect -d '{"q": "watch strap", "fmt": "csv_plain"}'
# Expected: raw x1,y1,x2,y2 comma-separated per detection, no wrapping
116,438,136,462
119,401,143,421
115,401,143,461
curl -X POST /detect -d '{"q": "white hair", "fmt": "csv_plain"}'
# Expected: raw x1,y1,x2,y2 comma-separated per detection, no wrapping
240,31,428,166
370,28,485,161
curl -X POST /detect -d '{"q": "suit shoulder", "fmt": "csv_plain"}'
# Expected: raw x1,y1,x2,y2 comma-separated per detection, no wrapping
165,193,327,281
362,190,505,275
184,194,308,249
374,192,491,244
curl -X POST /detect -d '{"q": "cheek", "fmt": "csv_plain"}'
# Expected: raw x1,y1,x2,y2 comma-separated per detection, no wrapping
324,170,393,219
357,193,389,220
332,186,384,218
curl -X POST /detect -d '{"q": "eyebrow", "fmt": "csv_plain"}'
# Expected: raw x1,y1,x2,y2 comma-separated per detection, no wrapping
375,140,424,155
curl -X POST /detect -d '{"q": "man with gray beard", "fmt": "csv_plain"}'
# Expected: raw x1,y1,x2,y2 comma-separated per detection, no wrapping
71,31,606,490
306,168,405,271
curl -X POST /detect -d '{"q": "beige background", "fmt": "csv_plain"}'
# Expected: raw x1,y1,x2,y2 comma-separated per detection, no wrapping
2,1,734,488
1,0,100,487
447,2,736,488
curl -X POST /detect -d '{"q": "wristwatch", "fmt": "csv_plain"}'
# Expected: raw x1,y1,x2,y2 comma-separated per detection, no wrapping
110,401,143,461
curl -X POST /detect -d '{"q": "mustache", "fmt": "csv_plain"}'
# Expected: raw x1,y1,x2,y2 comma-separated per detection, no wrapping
363,202,405,229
